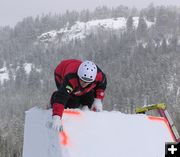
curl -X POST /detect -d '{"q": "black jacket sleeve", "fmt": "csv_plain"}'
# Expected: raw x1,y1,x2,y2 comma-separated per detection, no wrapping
53,77,74,106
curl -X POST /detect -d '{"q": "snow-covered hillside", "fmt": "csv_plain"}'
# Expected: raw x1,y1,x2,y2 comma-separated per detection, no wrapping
0,62,41,84
23,107,174,157
38,17,154,43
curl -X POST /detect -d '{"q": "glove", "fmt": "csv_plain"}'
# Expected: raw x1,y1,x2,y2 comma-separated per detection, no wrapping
52,115,63,132
91,98,103,112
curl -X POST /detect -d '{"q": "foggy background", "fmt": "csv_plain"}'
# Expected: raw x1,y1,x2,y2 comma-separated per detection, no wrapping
0,0,180,26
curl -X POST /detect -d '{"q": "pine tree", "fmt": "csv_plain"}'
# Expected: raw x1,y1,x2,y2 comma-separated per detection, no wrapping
155,7,169,36
15,62,27,90
146,3,155,22
126,16,134,32
27,66,41,91
136,14,148,40
161,38,167,54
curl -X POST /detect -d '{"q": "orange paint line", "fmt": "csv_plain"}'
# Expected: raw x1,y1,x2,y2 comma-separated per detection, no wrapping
148,116,165,121
60,131,69,146
147,116,176,142
59,110,81,146
64,110,81,116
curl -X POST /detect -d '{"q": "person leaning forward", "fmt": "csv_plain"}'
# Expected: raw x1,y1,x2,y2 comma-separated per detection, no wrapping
50,59,107,131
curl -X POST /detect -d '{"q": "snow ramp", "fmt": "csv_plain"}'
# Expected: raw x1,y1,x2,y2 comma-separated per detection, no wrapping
22,107,174,157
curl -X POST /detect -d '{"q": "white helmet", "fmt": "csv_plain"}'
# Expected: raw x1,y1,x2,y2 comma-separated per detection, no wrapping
77,60,97,82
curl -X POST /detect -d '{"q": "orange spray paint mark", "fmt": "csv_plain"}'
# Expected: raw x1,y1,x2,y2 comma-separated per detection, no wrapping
147,116,176,142
64,110,81,116
60,131,69,146
59,110,81,146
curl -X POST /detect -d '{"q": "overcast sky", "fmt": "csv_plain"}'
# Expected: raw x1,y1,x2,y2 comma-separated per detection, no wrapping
0,0,180,27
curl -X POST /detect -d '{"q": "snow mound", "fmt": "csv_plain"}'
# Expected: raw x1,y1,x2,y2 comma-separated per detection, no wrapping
23,107,173,157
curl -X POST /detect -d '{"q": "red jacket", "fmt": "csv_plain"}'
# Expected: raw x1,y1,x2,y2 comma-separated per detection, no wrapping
52,59,107,117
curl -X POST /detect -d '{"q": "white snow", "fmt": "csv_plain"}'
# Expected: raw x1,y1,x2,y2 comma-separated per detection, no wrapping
23,107,173,157
0,66,9,84
24,63,33,74
38,30,58,43
38,17,155,43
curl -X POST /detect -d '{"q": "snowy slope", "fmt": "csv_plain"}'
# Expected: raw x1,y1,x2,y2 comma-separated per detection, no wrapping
38,17,154,43
23,107,173,157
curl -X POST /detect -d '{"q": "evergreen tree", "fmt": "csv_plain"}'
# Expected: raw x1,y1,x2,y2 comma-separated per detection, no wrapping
146,3,155,22
126,16,134,32
161,38,168,54
15,62,27,90
155,7,169,37
27,66,41,91
136,14,148,40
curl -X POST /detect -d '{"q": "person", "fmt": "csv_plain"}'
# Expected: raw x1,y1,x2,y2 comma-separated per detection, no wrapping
50,59,107,131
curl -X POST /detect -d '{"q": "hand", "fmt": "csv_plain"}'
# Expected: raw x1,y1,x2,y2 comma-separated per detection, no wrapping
52,115,63,132
91,98,103,112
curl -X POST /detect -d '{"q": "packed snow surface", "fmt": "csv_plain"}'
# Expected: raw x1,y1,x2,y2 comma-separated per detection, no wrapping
23,107,173,157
